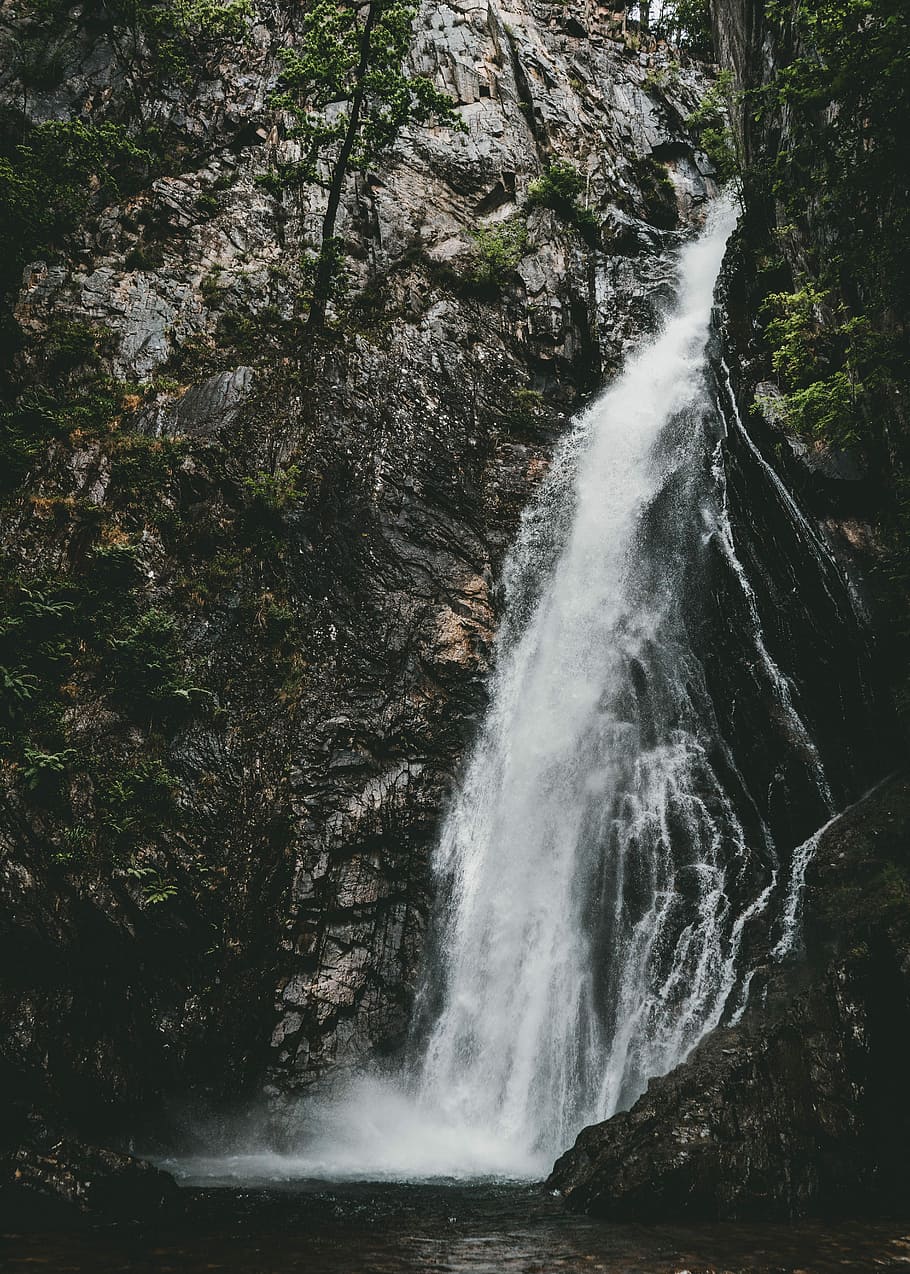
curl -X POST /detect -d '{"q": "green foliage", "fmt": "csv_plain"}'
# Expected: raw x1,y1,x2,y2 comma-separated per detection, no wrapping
527,160,584,211
526,161,598,240
12,33,67,92
253,169,286,198
298,240,351,313
125,242,166,271
469,220,529,289
0,0,252,341
761,285,877,444
22,745,76,791
53,823,93,867
242,464,303,514
754,0,910,319
0,322,137,493
666,0,713,55
0,575,75,741
108,606,208,716
107,434,189,510
0,121,151,289
0,665,40,713
270,1,461,184
94,757,180,862
0,547,203,869
501,384,548,440
214,303,294,356
643,64,681,96
125,863,179,904
41,321,118,376
687,71,738,183
101,0,251,85
195,191,220,218
268,0,462,326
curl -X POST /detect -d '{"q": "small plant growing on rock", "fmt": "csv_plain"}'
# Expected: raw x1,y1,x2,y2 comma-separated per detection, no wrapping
242,465,303,515
22,745,76,791
469,220,529,291
686,71,738,184
126,863,179,905
526,160,598,242
105,0,252,86
643,64,681,96
195,191,220,218
0,121,152,293
759,284,876,445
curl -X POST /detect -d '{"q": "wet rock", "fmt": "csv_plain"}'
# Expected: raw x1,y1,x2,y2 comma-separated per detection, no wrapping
0,0,761,1146
549,773,910,1221
0,1141,178,1227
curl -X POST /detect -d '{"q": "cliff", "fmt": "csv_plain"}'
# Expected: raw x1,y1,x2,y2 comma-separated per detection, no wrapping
710,0,910,712
0,0,718,1169
2,0,906,1228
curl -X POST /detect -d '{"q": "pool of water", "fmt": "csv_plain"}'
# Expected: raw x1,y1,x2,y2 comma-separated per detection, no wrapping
3,1182,910,1273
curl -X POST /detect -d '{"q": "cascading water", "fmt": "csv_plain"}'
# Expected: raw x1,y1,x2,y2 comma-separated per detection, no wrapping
174,194,843,1186
407,193,785,1166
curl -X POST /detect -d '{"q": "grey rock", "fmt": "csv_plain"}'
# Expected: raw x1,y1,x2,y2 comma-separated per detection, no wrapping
143,367,255,439
0,1141,178,1225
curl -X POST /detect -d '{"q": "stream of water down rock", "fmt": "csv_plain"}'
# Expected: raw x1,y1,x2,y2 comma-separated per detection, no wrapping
173,194,834,1186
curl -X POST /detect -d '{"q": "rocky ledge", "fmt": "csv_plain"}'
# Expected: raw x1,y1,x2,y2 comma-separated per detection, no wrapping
548,771,910,1221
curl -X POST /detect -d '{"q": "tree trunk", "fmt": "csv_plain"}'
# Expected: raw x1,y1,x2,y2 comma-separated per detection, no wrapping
640,1,650,33
307,1,379,332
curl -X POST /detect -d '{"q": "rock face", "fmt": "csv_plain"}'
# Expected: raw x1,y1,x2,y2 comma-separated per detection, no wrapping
549,771,910,1220
0,0,720,1156
1,0,901,1219
0,1140,178,1225
710,0,907,691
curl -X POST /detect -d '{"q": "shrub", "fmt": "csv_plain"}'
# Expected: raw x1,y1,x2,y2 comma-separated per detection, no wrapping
108,607,208,716
527,160,585,213
526,161,598,241
0,121,151,285
470,220,529,289
242,465,303,513
686,72,738,184
760,286,876,444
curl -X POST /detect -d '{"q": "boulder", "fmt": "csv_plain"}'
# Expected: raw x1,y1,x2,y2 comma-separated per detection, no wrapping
0,1141,179,1227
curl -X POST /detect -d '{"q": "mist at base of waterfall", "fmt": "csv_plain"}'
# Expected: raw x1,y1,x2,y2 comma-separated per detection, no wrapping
163,1076,548,1186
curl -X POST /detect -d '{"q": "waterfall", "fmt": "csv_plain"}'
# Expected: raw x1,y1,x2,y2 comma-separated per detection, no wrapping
174,194,840,1185
409,193,774,1166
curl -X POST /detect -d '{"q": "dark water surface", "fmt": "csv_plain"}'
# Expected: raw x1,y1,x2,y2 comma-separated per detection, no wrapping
3,1183,909,1273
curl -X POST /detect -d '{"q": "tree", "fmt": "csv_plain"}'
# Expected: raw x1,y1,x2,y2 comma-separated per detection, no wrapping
670,0,713,53
271,0,462,331
757,0,910,314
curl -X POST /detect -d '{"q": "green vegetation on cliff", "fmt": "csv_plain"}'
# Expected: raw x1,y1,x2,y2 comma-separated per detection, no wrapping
744,0,909,442
728,0,910,715
267,0,461,329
